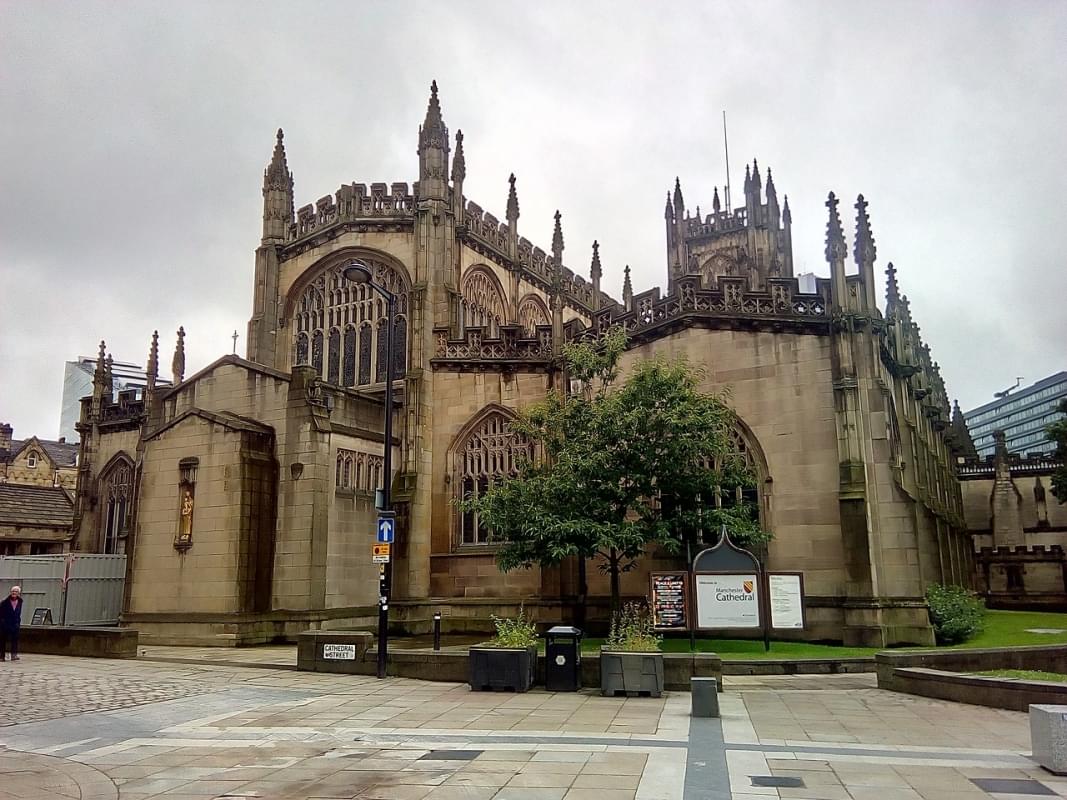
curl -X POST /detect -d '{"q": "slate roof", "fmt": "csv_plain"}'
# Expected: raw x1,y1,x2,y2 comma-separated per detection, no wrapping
0,484,75,529
6,437,78,468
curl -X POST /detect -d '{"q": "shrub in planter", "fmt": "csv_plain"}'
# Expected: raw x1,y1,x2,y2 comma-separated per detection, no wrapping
469,607,538,692
925,583,984,645
600,603,664,697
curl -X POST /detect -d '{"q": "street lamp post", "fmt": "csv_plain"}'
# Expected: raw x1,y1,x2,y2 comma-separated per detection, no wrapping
342,260,396,680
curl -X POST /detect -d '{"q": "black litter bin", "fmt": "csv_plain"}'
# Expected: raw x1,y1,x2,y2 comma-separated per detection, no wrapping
545,625,583,691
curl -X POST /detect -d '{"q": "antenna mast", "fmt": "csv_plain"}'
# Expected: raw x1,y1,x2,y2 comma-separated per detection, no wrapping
722,110,732,214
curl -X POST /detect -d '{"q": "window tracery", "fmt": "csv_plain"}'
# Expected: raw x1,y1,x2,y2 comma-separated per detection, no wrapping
293,259,409,386
517,295,550,336
335,448,385,493
461,268,506,335
100,458,133,555
453,410,530,545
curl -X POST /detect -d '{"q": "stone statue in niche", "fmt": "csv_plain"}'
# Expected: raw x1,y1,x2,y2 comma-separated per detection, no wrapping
176,483,194,549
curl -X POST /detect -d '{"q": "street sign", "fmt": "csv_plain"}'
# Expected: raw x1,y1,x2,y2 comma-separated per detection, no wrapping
377,513,395,544
373,543,391,563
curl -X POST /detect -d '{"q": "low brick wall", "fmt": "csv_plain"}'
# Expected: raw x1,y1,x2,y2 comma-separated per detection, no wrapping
887,667,1067,712
296,634,723,690
876,645,1067,710
18,625,138,659
723,657,874,675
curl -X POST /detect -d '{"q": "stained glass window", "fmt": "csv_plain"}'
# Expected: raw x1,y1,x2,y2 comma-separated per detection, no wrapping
358,324,372,385
343,326,356,387
327,328,340,385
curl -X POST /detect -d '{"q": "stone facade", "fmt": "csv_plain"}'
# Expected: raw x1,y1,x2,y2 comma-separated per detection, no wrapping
74,83,971,646
0,423,77,554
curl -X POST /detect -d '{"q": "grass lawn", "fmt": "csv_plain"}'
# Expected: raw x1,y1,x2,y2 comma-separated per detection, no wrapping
568,609,1067,660
974,669,1067,683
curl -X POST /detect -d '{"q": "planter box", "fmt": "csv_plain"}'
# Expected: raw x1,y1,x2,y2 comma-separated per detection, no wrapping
600,650,664,697
469,645,537,692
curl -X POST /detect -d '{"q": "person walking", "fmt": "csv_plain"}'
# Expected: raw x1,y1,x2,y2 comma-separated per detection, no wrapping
0,585,23,661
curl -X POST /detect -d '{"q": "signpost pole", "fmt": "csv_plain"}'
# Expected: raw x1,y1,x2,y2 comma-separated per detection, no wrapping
761,570,771,652
686,538,696,653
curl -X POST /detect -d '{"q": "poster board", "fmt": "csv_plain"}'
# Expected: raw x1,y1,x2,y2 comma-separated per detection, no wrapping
31,607,54,626
767,572,805,630
650,572,690,630
694,572,761,630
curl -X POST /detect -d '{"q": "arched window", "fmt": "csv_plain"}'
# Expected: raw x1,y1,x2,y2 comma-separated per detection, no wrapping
453,409,530,545
697,425,770,544
700,253,739,287
100,458,133,555
26,451,39,469
517,295,550,336
461,267,507,335
292,258,409,386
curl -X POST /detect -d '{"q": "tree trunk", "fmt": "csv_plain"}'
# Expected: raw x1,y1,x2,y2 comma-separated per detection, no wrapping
575,556,588,630
609,548,621,615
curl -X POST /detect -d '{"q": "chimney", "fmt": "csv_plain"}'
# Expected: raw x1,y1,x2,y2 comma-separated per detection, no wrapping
0,423,11,453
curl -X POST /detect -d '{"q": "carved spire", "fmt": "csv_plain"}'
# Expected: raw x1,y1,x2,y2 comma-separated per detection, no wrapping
782,195,792,225
751,159,761,196
552,210,564,262
854,194,877,268
145,330,159,393
766,168,777,204
104,354,114,397
418,80,449,198
93,340,107,389
885,262,900,311
824,192,847,263
590,240,602,282
712,186,721,214
673,177,684,217
623,265,633,311
451,129,466,184
172,326,186,385
664,192,674,221
744,163,752,193
506,173,519,223
421,80,443,136
262,128,294,241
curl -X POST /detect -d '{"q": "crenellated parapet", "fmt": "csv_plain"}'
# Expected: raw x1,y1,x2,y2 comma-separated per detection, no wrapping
577,273,830,344
958,452,1062,480
431,324,554,371
290,181,417,242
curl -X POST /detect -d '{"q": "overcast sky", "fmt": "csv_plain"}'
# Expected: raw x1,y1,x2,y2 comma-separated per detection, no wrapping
1,1,1064,439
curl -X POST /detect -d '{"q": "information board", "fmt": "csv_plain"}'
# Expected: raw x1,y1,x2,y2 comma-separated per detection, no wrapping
650,572,689,630
768,573,805,629
694,573,760,629
322,643,357,660
31,607,53,626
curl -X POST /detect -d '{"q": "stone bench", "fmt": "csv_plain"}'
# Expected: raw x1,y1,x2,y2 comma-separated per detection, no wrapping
296,630,374,673
1031,705,1067,775
19,625,138,659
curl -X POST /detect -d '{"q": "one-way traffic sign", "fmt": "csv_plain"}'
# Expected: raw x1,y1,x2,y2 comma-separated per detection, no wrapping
377,513,395,544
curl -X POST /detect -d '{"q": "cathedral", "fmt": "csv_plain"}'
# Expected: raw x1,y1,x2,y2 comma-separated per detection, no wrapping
72,83,975,647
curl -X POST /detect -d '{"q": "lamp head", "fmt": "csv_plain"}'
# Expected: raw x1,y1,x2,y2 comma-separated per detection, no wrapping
342,261,373,284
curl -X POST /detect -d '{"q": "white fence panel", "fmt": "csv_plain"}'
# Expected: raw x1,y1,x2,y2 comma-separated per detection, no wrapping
0,554,126,625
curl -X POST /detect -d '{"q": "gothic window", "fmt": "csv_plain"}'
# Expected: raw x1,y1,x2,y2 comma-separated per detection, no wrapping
393,314,407,378
517,295,550,336
312,330,323,375
358,324,372,385
26,451,39,469
453,409,531,545
691,426,767,544
100,458,133,555
335,448,385,493
327,328,340,385
461,267,507,335
701,254,739,287
291,258,409,385
343,326,356,387
295,332,309,365
375,319,388,383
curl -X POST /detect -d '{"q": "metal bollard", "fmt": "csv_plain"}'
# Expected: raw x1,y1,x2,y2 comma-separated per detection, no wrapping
691,677,719,717
433,612,441,651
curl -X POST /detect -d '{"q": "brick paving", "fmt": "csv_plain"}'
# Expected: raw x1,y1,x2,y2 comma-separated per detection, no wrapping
0,653,1062,800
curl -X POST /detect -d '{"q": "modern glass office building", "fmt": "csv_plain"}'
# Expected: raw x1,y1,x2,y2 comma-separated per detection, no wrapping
965,371,1067,457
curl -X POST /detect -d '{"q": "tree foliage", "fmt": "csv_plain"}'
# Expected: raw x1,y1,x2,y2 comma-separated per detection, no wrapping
458,327,768,611
1049,399,1067,503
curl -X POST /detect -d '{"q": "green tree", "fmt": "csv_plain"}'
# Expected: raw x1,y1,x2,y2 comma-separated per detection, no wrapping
1048,399,1067,503
459,327,766,616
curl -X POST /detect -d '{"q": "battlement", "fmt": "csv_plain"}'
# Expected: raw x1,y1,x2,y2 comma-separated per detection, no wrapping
957,452,1062,480
290,181,416,240
579,273,830,343
432,324,553,368
979,545,1066,558
682,207,749,240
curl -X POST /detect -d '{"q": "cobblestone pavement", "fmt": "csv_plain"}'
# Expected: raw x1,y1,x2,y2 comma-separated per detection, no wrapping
0,654,1062,800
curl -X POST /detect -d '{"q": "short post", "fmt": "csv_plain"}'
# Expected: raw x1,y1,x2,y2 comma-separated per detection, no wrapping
433,612,442,651
691,677,719,718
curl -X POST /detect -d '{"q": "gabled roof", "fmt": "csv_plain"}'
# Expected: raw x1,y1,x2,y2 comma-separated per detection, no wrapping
159,354,290,400
146,408,274,441
0,484,75,529
6,437,78,468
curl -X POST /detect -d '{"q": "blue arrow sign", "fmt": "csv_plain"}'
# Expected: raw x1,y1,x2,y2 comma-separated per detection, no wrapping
377,516,395,544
